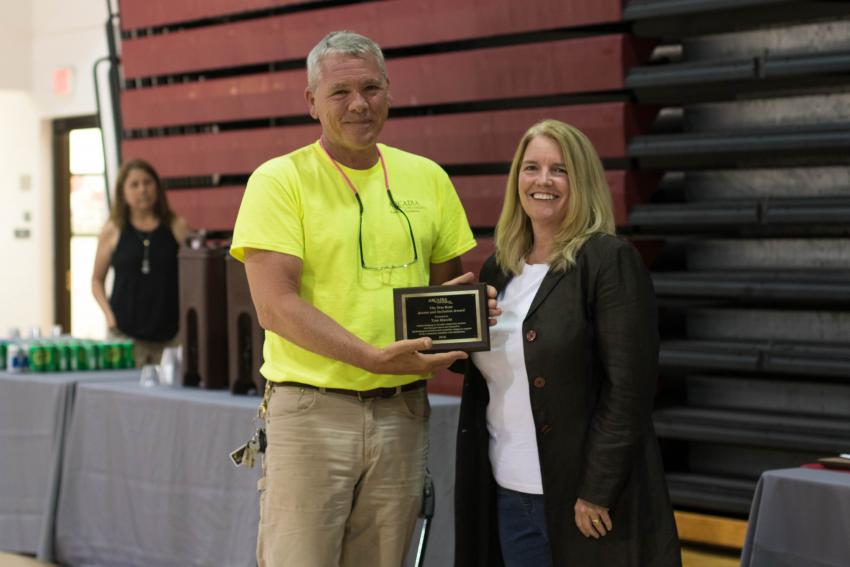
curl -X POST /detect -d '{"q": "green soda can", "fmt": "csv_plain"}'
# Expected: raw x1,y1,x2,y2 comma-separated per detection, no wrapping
121,341,135,369
83,341,99,370
73,342,88,371
103,342,120,369
59,342,76,372
61,342,75,371
103,344,115,369
109,342,124,369
98,343,112,369
45,342,59,372
29,343,46,372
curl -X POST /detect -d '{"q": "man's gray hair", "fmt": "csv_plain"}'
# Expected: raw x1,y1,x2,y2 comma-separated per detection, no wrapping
306,30,387,90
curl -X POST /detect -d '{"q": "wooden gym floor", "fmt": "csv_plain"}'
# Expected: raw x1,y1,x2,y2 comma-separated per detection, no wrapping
0,548,741,567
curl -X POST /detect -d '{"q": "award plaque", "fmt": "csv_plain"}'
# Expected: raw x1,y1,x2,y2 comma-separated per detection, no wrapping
393,284,490,352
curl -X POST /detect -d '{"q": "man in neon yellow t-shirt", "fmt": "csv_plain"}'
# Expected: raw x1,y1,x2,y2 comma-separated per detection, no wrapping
231,31,484,567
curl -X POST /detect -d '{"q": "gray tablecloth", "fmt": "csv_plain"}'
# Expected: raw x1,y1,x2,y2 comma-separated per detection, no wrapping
53,382,461,567
0,370,139,557
741,467,850,567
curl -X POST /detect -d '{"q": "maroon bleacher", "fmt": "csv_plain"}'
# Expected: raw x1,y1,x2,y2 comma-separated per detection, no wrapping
122,34,650,129
122,102,654,177
120,0,624,78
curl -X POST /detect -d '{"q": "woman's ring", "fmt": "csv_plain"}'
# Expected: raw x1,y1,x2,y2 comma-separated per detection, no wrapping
592,519,601,525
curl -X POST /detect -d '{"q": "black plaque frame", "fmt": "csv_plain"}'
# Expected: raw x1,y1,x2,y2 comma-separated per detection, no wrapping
393,283,490,352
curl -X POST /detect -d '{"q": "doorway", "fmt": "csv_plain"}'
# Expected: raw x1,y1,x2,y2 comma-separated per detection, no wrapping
53,115,109,339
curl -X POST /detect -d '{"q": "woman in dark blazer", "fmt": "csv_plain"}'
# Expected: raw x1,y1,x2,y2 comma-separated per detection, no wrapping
454,119,681,566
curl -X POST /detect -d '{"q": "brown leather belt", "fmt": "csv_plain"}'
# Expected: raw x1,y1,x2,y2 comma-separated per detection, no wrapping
273,379,426,401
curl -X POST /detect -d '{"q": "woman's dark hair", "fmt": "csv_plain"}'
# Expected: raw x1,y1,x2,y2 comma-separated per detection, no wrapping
109,159,174,229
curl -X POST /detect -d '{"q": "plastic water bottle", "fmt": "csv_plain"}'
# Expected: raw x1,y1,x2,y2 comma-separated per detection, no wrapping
6,342,27,373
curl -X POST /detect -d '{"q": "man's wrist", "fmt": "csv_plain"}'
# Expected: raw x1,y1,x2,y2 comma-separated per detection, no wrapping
354,344,381,374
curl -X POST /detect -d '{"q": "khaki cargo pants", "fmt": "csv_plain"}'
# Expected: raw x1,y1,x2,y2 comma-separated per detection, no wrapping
257,384,430,567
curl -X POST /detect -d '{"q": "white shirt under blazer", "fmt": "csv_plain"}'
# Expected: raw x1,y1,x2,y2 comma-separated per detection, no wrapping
471,261,549,494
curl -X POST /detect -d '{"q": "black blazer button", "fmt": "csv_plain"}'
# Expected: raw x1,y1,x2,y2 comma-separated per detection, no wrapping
526,329,537,342
533,376,545,388
539,424,552,434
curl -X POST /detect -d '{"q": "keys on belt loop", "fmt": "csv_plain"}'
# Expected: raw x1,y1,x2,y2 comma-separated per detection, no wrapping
258,380,272,421
233,381,270,468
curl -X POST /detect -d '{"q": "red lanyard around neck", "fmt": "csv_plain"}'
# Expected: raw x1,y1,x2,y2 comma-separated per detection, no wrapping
319,137,391,198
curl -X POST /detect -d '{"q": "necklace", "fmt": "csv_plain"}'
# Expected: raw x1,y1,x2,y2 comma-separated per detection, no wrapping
136,229,151,274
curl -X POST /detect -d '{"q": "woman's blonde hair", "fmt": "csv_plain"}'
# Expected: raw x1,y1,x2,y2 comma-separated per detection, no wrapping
495,119,615,274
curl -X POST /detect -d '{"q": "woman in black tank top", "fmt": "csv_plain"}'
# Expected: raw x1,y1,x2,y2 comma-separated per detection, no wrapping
92,159,191,366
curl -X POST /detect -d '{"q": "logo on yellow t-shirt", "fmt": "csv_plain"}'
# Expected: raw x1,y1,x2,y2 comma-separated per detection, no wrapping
394,198,424,213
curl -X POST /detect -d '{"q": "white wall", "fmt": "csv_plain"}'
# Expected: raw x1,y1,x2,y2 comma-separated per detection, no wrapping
0,0,109,335
31,0,109,117
0,92,41,334
0,3,32,90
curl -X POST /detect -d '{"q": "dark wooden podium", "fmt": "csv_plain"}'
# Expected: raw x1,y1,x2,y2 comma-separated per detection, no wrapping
225,255,265,395
178,246,228,389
